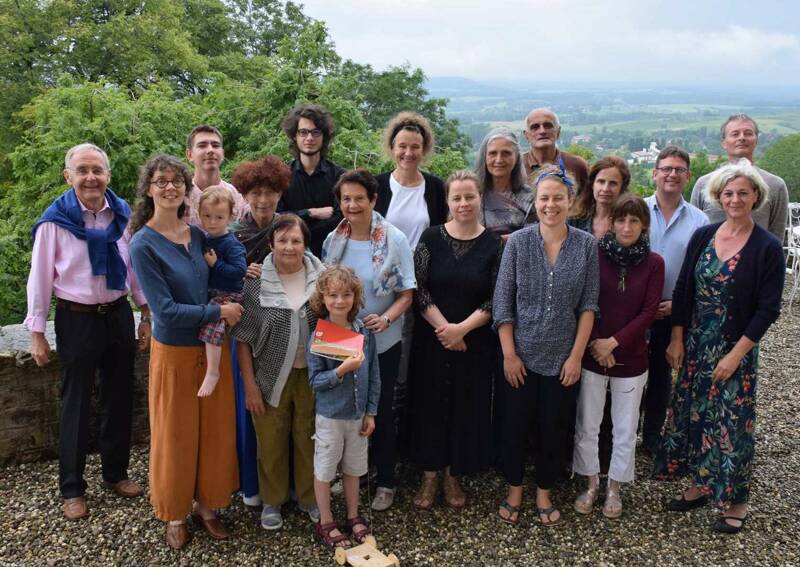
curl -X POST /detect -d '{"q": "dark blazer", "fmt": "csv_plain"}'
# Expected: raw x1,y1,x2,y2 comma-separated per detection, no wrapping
374,171,448,226
672,222,785,343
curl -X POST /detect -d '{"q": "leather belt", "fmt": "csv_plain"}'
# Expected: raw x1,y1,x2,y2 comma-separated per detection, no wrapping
56,296,128,315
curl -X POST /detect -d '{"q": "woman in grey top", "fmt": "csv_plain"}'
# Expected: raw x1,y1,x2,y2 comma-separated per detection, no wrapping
493,166,599,527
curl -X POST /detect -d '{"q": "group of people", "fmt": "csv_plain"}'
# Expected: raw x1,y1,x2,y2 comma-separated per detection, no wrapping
25,104,787,549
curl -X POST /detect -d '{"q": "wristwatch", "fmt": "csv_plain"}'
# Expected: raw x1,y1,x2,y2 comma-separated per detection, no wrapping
382,314,391,327
140,314,151,323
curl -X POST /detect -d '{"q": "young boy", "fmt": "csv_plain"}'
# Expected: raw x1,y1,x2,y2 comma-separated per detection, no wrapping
197,186,247,397
307,266,380,548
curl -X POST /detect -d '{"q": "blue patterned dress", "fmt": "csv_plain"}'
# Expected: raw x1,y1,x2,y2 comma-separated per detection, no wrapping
655,238,758,509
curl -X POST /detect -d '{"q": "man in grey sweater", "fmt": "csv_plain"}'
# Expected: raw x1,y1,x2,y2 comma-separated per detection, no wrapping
691,113,788,242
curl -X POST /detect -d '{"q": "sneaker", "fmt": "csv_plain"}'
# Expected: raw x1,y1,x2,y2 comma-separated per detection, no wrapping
298,502,321,523
260,505,283,530
242,494,262,507
371,487,395,511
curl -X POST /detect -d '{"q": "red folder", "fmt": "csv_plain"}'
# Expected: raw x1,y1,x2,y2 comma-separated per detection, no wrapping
310,319,365,361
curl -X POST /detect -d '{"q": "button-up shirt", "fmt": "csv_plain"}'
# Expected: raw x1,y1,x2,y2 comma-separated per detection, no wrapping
493,224,599,376
25,197,146,333
645,194,709,300
185,179,248,227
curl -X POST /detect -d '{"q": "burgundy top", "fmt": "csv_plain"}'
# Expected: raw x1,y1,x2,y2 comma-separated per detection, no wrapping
583,248,664,377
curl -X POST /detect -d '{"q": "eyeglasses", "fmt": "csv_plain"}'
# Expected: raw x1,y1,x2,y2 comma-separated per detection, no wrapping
297,128,323,138
150,177,186,189
655,166,689,175
528,122,556,131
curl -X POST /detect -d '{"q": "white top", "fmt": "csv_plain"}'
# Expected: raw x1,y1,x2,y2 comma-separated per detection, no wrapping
278,268,309,368
386,174,429,250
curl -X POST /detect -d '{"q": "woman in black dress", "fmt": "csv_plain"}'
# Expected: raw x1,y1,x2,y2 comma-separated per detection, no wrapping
409,170,502,509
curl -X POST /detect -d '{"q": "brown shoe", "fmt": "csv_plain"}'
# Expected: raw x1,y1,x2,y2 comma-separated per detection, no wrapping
63,496,88,520
103,479,144,498
166,522,191,549
192,513,230,540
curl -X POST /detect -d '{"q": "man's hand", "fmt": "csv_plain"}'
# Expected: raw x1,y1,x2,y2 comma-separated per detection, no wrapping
308,207,334,220
30,332,51,367
654,300,672,320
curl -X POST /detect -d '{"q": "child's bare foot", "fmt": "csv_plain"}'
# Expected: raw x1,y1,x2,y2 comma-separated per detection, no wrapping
315,521,350,548
345,515,372,544
198,370,220,397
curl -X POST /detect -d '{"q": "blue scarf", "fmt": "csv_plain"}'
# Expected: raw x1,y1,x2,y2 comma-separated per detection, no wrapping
32,188,131,290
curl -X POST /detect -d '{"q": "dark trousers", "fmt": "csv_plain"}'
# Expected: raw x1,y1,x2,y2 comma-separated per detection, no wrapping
500,369,576,490
54,302,137,498
642,316,673,446
371,342,401,488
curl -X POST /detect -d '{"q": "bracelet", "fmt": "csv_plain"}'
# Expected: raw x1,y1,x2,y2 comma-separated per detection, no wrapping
382,314,391,327
140,315,151,323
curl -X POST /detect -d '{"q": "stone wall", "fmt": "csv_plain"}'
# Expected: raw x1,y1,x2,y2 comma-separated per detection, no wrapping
0,319,151,466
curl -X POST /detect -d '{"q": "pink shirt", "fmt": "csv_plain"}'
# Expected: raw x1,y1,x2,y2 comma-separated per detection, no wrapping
24,197,146,333
185,179,248,227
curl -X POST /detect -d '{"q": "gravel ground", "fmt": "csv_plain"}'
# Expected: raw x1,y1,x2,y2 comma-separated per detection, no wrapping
3,290,799,566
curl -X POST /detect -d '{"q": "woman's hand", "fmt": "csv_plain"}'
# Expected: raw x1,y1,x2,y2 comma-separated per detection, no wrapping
360,415,376,437
363,313,390,334
136,320,152,352
712,351,742,381
503,353,527,388
220,303,243,327
245,262,262,279
244,380,266,416
589,337,617,361
445,339,468,352
435,323,466,349
338,351,365,375
596,353,616,368
665,339,684,370
560,354,582,386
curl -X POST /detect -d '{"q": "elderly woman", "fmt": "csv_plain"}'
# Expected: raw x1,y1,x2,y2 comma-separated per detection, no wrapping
232,214,323,530
569,156,631,239
323,169,416,512
475,127,535,238
409,170,502,509
129,154,242,549
493,166,598,527
656,160,785,533
227,155,291,507
572,194,664,519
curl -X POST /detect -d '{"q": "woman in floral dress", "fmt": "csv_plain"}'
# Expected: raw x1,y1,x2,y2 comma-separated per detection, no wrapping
655,160,785,533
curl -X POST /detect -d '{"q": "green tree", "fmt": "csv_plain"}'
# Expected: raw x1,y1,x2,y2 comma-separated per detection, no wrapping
566,143,594,163
760,134,800,201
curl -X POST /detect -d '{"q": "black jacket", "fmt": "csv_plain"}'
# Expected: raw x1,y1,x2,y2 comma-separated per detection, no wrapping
374,171,448,226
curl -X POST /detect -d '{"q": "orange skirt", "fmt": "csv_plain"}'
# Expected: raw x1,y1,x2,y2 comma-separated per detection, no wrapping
148,339,239,521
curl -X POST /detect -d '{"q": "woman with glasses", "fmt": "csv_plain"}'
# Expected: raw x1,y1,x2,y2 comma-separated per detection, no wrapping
475,127,535,240
129,154,243,549
371,112,446,511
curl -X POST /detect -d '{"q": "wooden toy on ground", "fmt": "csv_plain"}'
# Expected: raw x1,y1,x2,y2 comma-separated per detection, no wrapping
333,535,400,567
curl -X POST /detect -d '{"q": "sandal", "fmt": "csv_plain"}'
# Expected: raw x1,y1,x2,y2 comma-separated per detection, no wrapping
537,506,564,527
602,488,623,519
314,521,350,548
442,474,466,509
498,500,522,525
574,483,600,515
413,474,439,510
712,514,747,534
345,515,372,544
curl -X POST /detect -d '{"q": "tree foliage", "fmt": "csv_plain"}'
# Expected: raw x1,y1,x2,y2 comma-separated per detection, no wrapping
0,0,470,324
760,134,800,202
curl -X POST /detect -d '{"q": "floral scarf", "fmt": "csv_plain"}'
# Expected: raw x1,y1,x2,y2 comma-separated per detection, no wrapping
599,231,650,292
322,210,413,296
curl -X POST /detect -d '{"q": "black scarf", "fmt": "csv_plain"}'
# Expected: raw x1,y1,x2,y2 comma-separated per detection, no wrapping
599,231,650,292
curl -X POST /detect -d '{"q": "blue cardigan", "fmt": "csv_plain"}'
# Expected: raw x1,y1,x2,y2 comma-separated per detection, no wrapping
672,223,785,343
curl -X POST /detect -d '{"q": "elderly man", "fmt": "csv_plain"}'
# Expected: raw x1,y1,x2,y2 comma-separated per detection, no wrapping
522,107,589,194
25,143,151,519
277,103,345,257
691,114,788,241
642,145,709,454
184,124,248,225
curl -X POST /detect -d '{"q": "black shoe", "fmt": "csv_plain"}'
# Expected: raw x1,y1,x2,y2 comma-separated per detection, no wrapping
712,514,747,534
642,436,660,456
667,492,709,512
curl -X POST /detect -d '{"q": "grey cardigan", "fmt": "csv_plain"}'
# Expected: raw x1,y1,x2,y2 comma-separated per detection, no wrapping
232,252,324,407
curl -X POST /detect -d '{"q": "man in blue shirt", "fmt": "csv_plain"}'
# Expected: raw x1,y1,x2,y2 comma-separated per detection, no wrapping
642,146,709,454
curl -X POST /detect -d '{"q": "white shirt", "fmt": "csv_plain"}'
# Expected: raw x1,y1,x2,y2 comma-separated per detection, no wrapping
386,174,429,249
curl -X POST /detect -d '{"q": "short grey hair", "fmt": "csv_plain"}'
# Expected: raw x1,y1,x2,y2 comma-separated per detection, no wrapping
526,107,560,129
720,114,759,140
474,127,528,193
65,143,111,171
704,159,769,211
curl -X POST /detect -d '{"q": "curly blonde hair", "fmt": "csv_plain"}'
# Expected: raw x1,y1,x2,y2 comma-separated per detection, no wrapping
310,266,365,323
382,111,435,160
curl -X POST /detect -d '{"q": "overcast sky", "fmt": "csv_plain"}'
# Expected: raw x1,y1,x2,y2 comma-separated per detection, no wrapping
298,0,800,85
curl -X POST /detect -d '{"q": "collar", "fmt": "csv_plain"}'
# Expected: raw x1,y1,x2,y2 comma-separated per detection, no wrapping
527,148,561,167
291,157,331,177
650,194,687,213
77,195,110,214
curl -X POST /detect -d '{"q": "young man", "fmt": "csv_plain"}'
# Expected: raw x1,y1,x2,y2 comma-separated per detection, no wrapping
278,104,345,257
26,143,151,519
184,124,248,226
642,146,709,453
691,114,788,242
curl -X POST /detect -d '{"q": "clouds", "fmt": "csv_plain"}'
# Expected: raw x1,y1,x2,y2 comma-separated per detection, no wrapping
298,0,800,84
